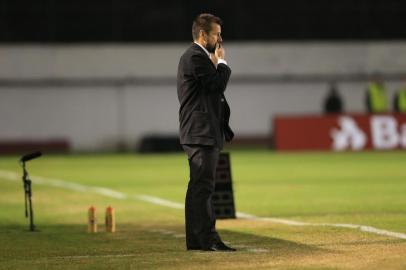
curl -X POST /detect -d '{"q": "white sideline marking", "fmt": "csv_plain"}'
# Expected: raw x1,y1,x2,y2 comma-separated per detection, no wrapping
0,170,19,181
1,169,406,240
135,194,184,209
246,248,269,253
238,215,406,240
147,229,185,238
0,170,127,199
53,254,137,259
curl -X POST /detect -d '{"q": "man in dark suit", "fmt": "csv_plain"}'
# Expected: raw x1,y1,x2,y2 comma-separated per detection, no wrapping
177,13,235,252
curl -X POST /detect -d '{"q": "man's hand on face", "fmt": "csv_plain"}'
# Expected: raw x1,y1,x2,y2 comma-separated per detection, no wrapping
210,43,225,66
210,53,218,66
215,42,225,59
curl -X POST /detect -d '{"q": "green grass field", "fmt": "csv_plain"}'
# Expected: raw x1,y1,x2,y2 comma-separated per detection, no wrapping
1,150,405,270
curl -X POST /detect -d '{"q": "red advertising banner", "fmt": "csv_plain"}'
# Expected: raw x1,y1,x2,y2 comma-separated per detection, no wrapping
274,114,406,151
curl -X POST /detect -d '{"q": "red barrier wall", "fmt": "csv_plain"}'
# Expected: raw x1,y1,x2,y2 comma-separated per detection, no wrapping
274,114,406,151
0,139,70,155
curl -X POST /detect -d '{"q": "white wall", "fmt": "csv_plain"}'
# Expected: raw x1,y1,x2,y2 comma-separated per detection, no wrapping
1,42,405,151
2,42,406,78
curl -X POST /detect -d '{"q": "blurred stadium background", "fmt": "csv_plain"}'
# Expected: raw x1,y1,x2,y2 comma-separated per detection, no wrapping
1,1,406,269
1,0,406,152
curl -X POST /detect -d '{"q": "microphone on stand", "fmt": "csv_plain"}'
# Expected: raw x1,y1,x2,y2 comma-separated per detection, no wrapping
20,151,42,232
20,151,42,163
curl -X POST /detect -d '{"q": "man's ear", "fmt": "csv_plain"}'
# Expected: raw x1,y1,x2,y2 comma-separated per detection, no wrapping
200,30,208,41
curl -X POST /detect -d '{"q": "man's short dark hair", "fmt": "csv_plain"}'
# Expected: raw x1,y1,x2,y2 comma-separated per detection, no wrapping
192,13,222,40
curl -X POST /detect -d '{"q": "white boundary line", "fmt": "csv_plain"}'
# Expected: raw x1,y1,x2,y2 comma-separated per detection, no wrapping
1,169,405,240
237,215,406,240
135,194,183,209
53,254,137,259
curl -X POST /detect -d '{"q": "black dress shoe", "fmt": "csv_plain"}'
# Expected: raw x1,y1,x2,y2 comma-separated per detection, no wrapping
204,242,236,252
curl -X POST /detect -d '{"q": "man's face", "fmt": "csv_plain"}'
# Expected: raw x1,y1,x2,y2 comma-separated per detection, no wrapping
204,23,222,53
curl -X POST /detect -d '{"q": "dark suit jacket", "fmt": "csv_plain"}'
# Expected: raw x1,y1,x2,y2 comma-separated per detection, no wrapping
177,43,234,149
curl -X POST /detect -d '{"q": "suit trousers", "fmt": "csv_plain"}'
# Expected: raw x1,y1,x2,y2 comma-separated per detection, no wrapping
182,144,221,249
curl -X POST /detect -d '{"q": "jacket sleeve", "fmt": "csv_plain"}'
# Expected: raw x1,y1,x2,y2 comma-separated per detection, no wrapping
191,54,231,94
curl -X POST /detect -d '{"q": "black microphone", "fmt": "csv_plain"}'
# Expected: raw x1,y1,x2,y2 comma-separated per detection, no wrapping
20,151,42,163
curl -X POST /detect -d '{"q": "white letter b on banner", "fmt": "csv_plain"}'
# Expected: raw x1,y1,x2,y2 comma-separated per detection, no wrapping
371,116,399,149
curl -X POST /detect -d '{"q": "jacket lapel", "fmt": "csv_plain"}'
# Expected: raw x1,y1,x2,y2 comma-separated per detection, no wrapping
192,43,216,69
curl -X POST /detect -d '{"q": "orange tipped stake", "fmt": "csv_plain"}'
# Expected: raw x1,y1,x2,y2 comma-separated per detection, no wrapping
88,206,97,233
105,206,116,233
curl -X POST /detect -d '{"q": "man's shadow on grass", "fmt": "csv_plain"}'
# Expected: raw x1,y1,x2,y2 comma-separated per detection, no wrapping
145,224,332,255
217,229,329,256
1,223,326,256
